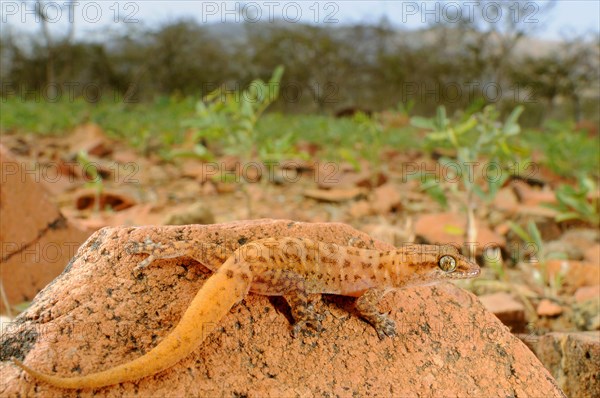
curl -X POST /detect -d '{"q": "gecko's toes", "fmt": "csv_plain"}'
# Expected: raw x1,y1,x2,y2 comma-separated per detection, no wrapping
291,314,324,338
374,317,396,340
125,241,142,254
136,257,153,269
133,255,156,275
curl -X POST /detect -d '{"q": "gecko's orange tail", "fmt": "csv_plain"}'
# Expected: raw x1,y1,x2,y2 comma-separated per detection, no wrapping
14,261,251,390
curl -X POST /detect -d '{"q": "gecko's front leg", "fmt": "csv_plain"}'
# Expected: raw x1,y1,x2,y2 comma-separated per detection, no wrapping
126,238,227,271
355,288,396,340
126,238,172,270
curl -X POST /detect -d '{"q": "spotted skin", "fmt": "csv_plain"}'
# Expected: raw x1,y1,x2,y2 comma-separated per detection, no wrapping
14,237,480,389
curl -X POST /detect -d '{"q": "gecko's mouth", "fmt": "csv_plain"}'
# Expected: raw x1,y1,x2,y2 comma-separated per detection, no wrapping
451,267,481,279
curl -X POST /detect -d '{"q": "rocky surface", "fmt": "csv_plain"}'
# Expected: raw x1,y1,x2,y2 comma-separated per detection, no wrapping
414,212,506,252
0,220,565,397
479,292,527,333
535,332,600,398
0,145,90,313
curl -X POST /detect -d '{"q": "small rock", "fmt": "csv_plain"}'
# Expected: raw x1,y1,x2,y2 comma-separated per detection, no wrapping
559,229,599,261
111,148,139,164
535,332,600,397
219,155,239,172
348,200,373,218
544,240,584,261
492,187,519,213
546,260,600,294
494,221,511,236
478,292,527,333
214,181,237,194
163,202,215,225
584,244,600,265
180,159,210,182
572,300,600,331
575,286,600,303
515,205,559,219
68,123,113,158
561,228,600,243
372,183,402,214
512,180,557,206
303,188,366,203
314,162,346,188
361,223,413,247
415,212,506,251
537,299,563,317
354,171,388,189
74,188,137,212
279,159,315,172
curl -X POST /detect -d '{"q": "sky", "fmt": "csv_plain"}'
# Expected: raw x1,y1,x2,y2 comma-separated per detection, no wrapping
1,1,599,41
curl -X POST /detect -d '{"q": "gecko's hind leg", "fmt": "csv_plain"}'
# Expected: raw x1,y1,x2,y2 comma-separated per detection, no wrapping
284,288,324,337
355,288,396,340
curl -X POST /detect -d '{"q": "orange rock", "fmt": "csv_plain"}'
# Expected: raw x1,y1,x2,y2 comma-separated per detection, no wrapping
180,159,210,182
584,244,600,265
478,292,527,333
494,222,511,236
574,286,600,303
415,212,506,251
512,180,557,207
314,162,351,189
515,204,559,219
0,145,90,313
348,200,373,218
1,220,563,396
68,123,113,158
279,159,315,171
535,332,600,398
493,187,519,213
372,183,402,214
303,187,366,203
360,223,413,247
73,188,137,212
545,259,600,294
537,299,563,317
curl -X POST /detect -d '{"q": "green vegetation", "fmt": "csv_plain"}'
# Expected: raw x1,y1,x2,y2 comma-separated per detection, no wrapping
77,151,105,214
547,175,599,226
182,66,286,161
410,105,526,258
508,221,567,297
522,121,600,179
2,96,596,186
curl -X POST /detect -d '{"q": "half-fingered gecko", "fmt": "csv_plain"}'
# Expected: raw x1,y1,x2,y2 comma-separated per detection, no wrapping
13,237,480,389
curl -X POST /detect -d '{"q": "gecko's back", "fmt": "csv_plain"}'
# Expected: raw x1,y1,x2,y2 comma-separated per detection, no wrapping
231,237,477,297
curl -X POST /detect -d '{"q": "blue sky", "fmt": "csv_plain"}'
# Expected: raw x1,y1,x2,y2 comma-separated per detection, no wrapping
2,1,599,40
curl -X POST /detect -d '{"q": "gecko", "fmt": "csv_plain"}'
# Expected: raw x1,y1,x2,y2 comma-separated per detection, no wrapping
13,236,480,389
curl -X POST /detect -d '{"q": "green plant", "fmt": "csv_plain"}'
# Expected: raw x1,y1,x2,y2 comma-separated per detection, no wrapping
483,246,506,281
182,66,286,216
508,220,567,296
523,120,600,179
336,111,387,186
184,66,284,159
545,175,599,226
410,105,526,258
77,151,104,214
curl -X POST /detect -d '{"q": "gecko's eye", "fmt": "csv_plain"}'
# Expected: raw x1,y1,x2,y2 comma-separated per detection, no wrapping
438,255,456,272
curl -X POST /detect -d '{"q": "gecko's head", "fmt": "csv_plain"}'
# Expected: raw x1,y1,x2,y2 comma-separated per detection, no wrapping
400,245,480,287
